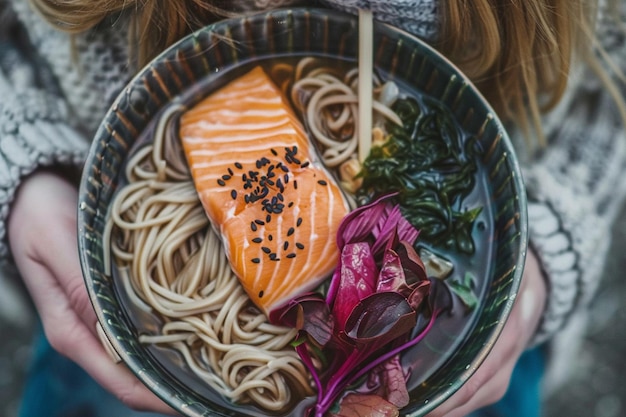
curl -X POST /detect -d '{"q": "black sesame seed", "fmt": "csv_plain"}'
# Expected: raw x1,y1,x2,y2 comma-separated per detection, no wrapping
271,148,278,156
301,161,310,168
266,214,271,223
231,190,237,200
317,180,328,186
283,241,289,250
235,162,243,169
252,237,263,243
277,193,284,202
228,168,234,176
296,242,305,250
251,258,261,264
297,217,303,227
255,219,265,225
280,164,289,173
287,227,295,237
222,174,231,181
269,253,277,260
294,180,298,189
259,290,264,298
262,247,272,254
256,157,270,169
288,202,294,208
217,179,226,186
284,174,290,184
251,222,258,231
268,234,273,241
286,253,296,259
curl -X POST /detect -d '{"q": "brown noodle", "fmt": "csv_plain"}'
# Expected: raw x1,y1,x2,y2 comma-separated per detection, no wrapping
104,59,401,412
104,104,312,411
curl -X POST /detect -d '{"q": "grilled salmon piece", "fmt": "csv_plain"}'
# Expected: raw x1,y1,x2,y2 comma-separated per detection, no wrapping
179,66,349,315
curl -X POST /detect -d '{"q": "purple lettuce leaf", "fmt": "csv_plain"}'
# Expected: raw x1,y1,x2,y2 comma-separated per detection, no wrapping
269,195,444,417
270,293,333,346
343,292,417,344
331,242,379,330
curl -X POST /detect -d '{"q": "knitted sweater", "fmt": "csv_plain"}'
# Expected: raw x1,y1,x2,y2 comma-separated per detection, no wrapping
1,0,625,350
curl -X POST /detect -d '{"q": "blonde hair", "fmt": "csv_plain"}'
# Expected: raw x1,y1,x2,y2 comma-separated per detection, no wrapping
28,0,235,65
29,0,624,147
439,0,625,144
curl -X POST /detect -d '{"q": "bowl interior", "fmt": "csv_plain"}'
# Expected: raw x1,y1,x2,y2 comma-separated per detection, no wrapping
78,8,527,417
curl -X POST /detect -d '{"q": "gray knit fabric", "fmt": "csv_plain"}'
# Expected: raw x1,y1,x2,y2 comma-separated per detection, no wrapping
1,0,625,349
320,0,438,41
522,8,626,344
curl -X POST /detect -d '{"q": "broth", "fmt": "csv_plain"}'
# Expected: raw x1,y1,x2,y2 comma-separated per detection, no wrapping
109,54,494,416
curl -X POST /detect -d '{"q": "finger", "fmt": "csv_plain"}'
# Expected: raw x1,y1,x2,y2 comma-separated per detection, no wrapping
425,358,515,417
427,263,546,417
33,212,100,334
425,363,515,417
10,172,101,335
20,259,176,414
426,278,529,417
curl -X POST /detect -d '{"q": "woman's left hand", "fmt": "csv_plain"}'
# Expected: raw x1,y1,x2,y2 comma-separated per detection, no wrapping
8,170,176,415
425,251,546,417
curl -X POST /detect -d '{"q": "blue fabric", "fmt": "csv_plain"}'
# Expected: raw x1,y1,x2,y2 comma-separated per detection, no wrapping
468,347,546,417
19,325,545,417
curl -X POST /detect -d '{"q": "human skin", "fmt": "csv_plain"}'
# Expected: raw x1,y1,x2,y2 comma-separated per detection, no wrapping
8,170,175,415
8,170,546,416
425,249,546,417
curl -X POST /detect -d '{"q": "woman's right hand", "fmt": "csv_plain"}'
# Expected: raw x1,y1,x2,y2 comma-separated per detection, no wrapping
8,170,176,415
425,252,546,417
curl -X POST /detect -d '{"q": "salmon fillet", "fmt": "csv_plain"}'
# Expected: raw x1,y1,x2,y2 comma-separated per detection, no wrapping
179,66,349,315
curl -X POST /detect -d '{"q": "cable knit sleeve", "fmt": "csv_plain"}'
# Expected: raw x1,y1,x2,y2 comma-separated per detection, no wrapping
0,57,89,261
0,0,131,262
523,12,626,344
524,97,626,344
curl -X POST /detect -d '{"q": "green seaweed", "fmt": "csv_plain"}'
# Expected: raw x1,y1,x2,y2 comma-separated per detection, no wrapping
359,96,482,254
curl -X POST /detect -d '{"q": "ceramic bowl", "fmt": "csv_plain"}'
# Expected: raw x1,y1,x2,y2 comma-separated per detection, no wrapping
78,8,527,416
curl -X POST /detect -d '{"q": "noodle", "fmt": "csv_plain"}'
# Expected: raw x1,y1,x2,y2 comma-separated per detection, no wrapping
276,57,401,199
106,104,313,410
105,57,406,413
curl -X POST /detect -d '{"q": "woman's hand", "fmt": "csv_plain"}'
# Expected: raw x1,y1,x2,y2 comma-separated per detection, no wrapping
8,170,175,415
425,251,547,417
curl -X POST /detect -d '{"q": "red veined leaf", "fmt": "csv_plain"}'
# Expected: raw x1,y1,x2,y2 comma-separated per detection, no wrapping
344,292,417,345
270,293,332,346
331,242,378,330
329,393,399,417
